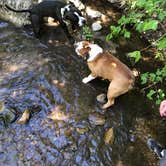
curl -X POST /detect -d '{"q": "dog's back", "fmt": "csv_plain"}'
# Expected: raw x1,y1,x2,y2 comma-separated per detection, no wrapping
30,1,66,17
88,51,135,83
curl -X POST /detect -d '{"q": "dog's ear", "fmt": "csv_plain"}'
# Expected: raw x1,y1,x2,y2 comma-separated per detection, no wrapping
79,47,90,58
69,1,75,7
82,41,93,48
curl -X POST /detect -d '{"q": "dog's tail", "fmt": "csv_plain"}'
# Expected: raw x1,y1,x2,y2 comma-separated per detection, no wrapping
5,4,30,13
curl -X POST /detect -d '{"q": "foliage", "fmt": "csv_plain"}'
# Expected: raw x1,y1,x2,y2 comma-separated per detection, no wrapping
106,0,166,105
82,25,93,41
140,68,166,104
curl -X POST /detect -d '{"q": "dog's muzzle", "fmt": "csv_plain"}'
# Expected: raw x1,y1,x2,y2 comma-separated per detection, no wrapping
74,12,86,27
78,17,86,27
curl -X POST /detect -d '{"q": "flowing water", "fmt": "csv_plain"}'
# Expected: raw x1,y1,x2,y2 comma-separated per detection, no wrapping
0,2,166,166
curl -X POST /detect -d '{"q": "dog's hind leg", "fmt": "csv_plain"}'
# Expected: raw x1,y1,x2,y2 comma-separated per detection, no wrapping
30,14,42,37
102,81,128,109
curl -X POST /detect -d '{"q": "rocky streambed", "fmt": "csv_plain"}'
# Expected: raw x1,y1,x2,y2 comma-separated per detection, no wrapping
0,0,165,166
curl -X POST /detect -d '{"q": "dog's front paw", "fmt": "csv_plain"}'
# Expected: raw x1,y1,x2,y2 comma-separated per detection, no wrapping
82,77,90,84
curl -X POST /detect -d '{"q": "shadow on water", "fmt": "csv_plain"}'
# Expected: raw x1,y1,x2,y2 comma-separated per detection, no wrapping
0,2,165,165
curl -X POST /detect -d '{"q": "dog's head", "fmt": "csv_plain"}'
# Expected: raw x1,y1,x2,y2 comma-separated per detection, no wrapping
61,2,86,29
74,41,92,58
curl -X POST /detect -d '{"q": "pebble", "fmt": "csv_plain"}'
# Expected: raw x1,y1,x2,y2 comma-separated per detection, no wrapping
86,7,102,18
96,93,106,104
92,22,102,32
88,112,106,126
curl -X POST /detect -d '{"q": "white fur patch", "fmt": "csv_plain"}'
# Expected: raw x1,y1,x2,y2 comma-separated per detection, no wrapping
75,42,83,56
75,42,103,61
74,12,86,27
82,74,96,83
61,5,70,20
87,44,103,62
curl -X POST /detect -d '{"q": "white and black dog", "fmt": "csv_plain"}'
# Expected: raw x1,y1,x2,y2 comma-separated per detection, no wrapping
5,1,86,44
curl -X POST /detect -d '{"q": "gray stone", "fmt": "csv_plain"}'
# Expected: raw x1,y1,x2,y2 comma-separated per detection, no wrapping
92,22,102,31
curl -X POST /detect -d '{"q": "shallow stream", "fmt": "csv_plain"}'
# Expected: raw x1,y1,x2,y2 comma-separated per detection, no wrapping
0,1,165,165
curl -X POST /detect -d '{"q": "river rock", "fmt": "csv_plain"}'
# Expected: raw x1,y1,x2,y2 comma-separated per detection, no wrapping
96,93,106,104
48,106,69,121
0,102,17,126
17,109,30,124
0,0,32,26
104,127,114,145
107,0,127,8
68,0,85,10
92,22,102,32
76,127,89,134
86,7,102,18
88,112,106,126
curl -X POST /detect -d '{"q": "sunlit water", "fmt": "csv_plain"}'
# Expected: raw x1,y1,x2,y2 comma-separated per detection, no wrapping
0,19,165,166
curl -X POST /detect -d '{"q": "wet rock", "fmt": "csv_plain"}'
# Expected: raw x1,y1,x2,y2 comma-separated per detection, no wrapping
76,127,89,134
88,112,106,126
76,121,89,134
76,126,88,135
86,7,102,18
68,0,85,10
0,102,17,126
115,160,124,166
48,106,69,121
96,93,106,104
104,127,114,145
17,109,30,124
0,0,32,26
92,22,102,32
107,0,127,8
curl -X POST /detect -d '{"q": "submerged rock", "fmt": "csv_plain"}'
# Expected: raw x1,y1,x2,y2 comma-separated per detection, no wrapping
104,127,114,145
88,112,106,126
48,106,69,121
17,109,30,124
0,102,17,126
96,93,106,104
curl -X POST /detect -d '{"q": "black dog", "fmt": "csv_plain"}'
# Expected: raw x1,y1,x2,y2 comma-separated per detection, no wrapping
5,1,86,44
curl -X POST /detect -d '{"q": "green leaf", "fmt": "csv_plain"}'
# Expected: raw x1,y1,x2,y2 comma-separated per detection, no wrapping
141,73,148,84
144,20,158,31
155,52,163,59
110,26,121,36
156,98,161,105
124,31,131,38
149,73,156,82
136,0,146,8
136,20,158,32
106,33,113,41
157,37,166,49
158,11,166,21
147,89,156,100
156,76,162,82
128,51,141,63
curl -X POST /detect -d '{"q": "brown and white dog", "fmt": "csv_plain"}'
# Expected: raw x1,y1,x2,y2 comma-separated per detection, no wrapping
74,41,135,109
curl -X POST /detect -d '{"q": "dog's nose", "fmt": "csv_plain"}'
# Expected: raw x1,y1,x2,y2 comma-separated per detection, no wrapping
82,19,86,25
